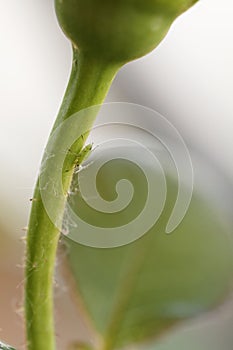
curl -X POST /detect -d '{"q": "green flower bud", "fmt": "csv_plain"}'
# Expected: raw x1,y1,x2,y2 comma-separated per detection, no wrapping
55,0,198,64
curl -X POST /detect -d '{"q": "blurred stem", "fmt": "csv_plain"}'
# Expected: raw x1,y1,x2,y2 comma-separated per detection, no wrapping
25,47,119,350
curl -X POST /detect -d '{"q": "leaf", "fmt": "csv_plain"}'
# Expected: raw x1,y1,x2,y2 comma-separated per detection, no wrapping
64,159,233,350
0,341,16,350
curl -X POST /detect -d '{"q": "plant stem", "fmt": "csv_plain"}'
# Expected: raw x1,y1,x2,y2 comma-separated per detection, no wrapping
25,47,119,350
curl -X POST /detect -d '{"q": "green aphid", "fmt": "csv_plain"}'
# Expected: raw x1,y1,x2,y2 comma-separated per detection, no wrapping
75,143,93,168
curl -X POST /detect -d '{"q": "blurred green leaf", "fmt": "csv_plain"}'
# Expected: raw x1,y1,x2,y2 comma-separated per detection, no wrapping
64,160,233,350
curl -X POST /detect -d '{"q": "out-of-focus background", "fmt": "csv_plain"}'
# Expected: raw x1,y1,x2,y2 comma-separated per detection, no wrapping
0,0,233,349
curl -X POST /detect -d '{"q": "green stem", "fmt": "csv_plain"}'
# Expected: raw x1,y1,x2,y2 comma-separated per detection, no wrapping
25,47,119,350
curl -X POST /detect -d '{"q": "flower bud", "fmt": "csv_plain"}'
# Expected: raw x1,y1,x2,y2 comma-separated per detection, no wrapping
55,0,198,63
